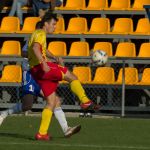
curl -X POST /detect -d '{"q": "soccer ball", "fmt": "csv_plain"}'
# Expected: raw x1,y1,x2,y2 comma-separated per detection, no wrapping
91,50,108,66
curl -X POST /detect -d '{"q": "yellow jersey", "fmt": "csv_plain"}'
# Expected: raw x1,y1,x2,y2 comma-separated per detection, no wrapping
28,29,47,68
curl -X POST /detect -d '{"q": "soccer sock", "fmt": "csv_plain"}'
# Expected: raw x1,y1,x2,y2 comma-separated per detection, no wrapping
1,103,22,118
54,107,68,133
70,80,90,103
39,108,53,135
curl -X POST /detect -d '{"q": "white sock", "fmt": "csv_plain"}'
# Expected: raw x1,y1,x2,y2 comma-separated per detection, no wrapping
1,103,22,119
54,107,68,133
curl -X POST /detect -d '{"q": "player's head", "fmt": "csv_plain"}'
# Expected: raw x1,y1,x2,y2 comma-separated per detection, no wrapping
35,21,42,29
40,11,58,33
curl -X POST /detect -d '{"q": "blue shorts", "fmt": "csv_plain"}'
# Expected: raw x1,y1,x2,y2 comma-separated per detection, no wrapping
22,71,41,96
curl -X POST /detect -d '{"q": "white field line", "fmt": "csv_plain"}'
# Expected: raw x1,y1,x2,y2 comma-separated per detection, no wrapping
0,142,149,149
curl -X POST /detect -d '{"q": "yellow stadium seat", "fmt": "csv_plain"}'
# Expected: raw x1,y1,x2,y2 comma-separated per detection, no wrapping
93,42,113,57
68,41,89,56
61,17,88,34
115,42,136,57
82,0,108,10
137,68,150,85
0,41,21,56
87,67,115,84
107,18,133,34
48,41,67,56
16,17,41,33
104,0,130,10
138,43,150,57
130,18,150,35
0,65,22,83
53,17,65,34
128,0,150,10
73,67,92,83
85,18,110,34
115,67,138,85
57,0,85,10
0,17,20,33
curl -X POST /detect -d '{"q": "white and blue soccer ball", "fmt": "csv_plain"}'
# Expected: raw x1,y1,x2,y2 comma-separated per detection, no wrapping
91,50,108,66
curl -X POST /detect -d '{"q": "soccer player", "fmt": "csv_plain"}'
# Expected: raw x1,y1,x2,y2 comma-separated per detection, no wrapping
28,11,99,140
0,58,81,138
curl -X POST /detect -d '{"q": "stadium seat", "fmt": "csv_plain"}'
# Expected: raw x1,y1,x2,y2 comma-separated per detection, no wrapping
0,17,20,33
128,0,150,10
87,67,115,84
93,42,113,57
56,0,86,10
130,18,150,35
53,17,65,34
104,0,130,10
0,65,22,83
73,67,92,83
82,0,108,10
68,41,89,56
16,17,41,33
138,43,150,57
115,67,138,85
137,68,150,85
61,17,88,34
85,18,110,34
107,18,133,34
48,41,67,56
115,42,136,57
0,41,21,56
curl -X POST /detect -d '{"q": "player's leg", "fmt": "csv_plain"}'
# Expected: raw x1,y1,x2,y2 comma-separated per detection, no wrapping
35,91,56,141
63,70,98,110
54,96,81,137
0,94,35,126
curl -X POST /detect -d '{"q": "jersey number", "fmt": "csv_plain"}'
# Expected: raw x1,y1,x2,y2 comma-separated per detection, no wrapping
29,85,34,92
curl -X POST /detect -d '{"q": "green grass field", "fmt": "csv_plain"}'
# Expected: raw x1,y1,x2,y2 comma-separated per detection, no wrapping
0,115,150,150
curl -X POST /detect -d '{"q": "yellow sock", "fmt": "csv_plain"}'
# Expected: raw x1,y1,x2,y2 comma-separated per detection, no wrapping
70,80,90,103
39,108,53,135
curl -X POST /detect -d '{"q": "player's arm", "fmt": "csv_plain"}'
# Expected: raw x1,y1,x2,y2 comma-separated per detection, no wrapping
32,43,50,72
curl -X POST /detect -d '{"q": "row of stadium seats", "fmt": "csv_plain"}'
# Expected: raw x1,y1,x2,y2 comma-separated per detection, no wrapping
2,0,150,11
0,40,150,57
0,65,150,85
0,17,150,35
56,0,150,11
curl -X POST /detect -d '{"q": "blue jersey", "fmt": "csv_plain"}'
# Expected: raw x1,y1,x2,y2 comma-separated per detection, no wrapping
22,70,41,96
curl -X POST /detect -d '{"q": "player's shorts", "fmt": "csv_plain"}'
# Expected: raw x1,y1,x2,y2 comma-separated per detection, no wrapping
22,70,41,96
30,62,68,97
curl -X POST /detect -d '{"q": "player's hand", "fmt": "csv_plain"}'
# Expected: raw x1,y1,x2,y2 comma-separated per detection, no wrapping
42,62,50,73
55,57,64,66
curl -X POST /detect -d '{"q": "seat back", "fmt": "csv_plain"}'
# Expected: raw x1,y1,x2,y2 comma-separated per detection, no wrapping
0,65,22,82
93,67,115,84
89,18,110,33
132,0,150,9
135,18,150,33
1,41,21,56
21,17,41,32
86,0,108,9
66,17,88,33
54,17,65,33
112,18,133,33
138,43,150,57
140,68,150,84
0,17,20,32
48,41,67,56
116,67,138,84
115,42,136,57
65,0,85,9
73,67,91,83
93,42,113,56
68,41,89,56
109,0,130,9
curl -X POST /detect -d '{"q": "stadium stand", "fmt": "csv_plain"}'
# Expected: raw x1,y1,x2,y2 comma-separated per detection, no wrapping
138,42,150,57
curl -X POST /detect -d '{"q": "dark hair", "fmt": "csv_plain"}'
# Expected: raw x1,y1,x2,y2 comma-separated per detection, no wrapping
35,21,42,29
40,11,58,27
